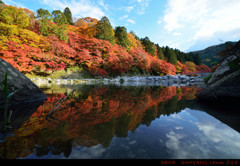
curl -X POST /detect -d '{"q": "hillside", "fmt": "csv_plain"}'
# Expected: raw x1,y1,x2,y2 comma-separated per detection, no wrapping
0,4,210,79
191,41,236,67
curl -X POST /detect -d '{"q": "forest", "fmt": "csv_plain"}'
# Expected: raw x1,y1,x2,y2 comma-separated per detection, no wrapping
0,2,211,78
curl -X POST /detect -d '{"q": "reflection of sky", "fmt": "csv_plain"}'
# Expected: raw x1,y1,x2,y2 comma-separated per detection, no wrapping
163,109,240,159
25,108,240,159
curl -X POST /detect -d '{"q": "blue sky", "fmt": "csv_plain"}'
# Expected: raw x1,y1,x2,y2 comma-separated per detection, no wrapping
3,0,240,52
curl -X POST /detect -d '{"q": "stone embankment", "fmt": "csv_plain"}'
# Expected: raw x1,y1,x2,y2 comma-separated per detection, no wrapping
31,74,209,87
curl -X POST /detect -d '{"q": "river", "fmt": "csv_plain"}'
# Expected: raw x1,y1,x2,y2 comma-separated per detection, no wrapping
0,83,240,159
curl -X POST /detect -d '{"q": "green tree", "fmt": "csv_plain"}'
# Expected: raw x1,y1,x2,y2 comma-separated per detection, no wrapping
141,37,155,55
51,10,68,42
52,10,68,25
37,8,52,21
165,47,177,65
0,6,30,28
156,44,165,60
63,7,73,25
95,16,115,45
193,53,202,65
114,26,131,50
185,53,194,62
37,8,52,36
37,8,68,42
0,0,4,4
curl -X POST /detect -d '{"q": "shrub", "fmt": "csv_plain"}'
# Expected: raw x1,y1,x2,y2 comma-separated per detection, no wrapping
204,74,212,84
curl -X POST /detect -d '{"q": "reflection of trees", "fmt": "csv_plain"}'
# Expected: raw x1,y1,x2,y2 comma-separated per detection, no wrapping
0,85,198,159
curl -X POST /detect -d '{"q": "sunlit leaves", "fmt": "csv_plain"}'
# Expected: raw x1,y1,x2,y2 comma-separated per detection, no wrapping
0,6,30,28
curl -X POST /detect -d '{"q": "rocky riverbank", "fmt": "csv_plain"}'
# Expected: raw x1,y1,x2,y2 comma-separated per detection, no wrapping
31,73,209,87
197,40,240,104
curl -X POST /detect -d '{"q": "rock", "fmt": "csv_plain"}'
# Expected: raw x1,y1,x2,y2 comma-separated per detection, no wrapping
197,70,240,103
0,58,47,107
208,55,237,84
197,41,240,104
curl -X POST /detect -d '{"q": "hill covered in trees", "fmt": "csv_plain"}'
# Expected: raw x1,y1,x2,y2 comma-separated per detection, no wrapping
190,41,237,68
0,2,210,78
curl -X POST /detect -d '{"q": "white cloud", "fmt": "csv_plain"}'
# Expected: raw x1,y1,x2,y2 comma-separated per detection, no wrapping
98,0,109,11
127,19,136,24
41,0,105,20
119,15,128,20
125,6,135,12
163,0,240,40
173,32,182,36
135,0,151,15
3,0,27,8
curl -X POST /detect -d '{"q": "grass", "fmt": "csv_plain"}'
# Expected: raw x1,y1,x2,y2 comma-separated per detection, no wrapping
204,74,212,84
0,73,21,131
228,57,240,71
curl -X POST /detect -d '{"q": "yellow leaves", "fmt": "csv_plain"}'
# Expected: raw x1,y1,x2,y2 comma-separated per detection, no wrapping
0,5,30,28
127,33,143,51
0,22,19,36
0,34,8,47
175,61,183,73
185,61,196,73
0,22,51,51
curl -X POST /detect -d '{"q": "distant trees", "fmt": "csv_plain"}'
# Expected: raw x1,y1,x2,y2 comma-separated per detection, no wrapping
156,44,164,60
0,0,4,4
95,16,115,45
63,7,73,25
192,53,202,65
164,46,177,65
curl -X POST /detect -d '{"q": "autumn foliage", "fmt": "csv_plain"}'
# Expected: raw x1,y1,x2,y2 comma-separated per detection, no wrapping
0,5,210,77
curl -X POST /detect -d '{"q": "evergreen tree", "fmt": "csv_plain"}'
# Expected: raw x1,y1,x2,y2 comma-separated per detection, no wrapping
193,53,202,65
165,47,177,65
63,7,73,25
95,16,115,45
185,53,194,62
0,0,4,4
156,44,165,60
115,26,131,50
141,37,155,55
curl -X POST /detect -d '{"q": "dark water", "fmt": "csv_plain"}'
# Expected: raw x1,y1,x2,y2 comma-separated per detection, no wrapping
0,84,240,159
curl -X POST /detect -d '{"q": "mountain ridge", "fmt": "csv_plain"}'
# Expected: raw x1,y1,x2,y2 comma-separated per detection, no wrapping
190,41,237,67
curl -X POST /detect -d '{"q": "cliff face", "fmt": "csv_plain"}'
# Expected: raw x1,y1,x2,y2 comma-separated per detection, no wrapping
0,58,47,107
197,41,240,104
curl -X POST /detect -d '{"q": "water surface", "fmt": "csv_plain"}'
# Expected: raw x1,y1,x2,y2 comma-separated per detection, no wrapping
0,84,240,159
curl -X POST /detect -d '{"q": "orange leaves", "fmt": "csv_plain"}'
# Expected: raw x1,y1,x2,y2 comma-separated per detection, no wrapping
75,17,98,38
196,64,211,73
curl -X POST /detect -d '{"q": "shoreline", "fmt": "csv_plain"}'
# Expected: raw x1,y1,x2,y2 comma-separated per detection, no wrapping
31,73,209,87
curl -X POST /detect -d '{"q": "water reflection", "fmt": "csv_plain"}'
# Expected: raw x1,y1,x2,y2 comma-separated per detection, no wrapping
0,84,240,159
